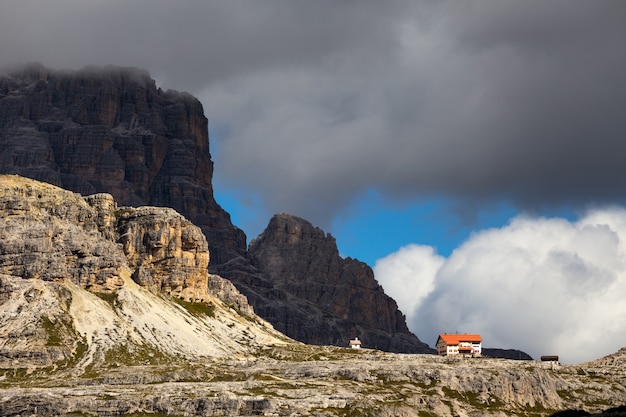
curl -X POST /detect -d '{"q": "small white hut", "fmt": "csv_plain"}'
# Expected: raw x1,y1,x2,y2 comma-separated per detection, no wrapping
349,337,362,349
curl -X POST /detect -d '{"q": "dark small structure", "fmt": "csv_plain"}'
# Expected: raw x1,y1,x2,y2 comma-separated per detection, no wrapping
541,355,559,362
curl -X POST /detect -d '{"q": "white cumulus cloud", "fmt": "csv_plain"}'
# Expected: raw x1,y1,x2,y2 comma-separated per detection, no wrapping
373,244,444,326
374,207,626,364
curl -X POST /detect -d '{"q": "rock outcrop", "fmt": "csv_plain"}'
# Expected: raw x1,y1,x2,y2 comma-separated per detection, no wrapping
0,177,126,292
0,175,284,370
0,175,211,300
0,63,431,353
207,273,255,316
1,345,625,416
117,206,211,301
0,63,245,265
217,213,432,353
483,347,534,360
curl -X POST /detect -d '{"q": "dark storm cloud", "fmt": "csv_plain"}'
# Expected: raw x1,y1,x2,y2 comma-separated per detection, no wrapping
0,0,404,90
204,0,626,227
431,1,626,200
2,1,625,228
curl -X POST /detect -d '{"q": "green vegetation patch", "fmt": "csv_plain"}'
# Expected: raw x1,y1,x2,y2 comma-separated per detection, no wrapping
209,369,247,382
0,334,86,387
40,314,79,347
41,316,64,346
38,314,88,371
311,405,378,417
104,343,171,367
441,386,508,411
80,343,175,378
172,297,215,318
93,291,119,307
262,344,368,362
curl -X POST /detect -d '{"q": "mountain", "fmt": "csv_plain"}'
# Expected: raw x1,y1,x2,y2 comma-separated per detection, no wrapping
235,213,431,352
0,63,430,353
0,174,282,369
482,348,534,360
0,62,245,266
1,175,625,416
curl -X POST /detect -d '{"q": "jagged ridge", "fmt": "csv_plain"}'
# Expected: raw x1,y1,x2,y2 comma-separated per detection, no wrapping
0,63,246,265
245,213,432,353
0,175,286,370
0,64,431,353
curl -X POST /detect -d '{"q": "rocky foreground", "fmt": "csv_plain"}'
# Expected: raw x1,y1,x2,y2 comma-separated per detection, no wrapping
1,344,626,417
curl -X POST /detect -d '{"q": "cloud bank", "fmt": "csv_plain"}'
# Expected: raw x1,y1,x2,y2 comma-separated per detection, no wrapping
200,0,626,230
374,207,626,364
2,1,625,231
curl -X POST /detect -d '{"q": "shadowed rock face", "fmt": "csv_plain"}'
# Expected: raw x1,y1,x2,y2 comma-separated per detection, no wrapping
0,63,245,265
483,348,534,360
223,213,433,353
0,64,432,353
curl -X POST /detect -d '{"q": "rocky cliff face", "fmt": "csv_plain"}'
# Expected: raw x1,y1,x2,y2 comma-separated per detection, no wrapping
0,175,211,300
0,178,125,292
0,63,245,265
217,213,432,353
117,205,211,301
0,175,279,370
0,63,431,354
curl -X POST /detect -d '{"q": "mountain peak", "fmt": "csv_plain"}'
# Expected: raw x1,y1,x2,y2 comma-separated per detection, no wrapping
0,63,247,265
0,174,285,370
0,64,431,353
244,211,432,353
251,212,335,249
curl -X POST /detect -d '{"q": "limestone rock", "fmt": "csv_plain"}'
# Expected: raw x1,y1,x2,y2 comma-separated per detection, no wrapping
239,213,432,353
0,175,125,292
0,175,284,370
207,273,255,316
117,206,210,301
0,63,245,266
1,347,625,416
0,174,254,307
0,266,284,371
0,175,625,415
0,276,78,369
0,64,432,354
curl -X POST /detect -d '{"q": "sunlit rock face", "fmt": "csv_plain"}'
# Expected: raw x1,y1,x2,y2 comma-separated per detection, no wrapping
0,63,246,266
0,175,212,301
0,177,126,292
117,206,210,301
0,175,281,371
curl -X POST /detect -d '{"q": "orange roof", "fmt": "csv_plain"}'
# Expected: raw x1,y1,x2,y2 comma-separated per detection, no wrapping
438,333,482,345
